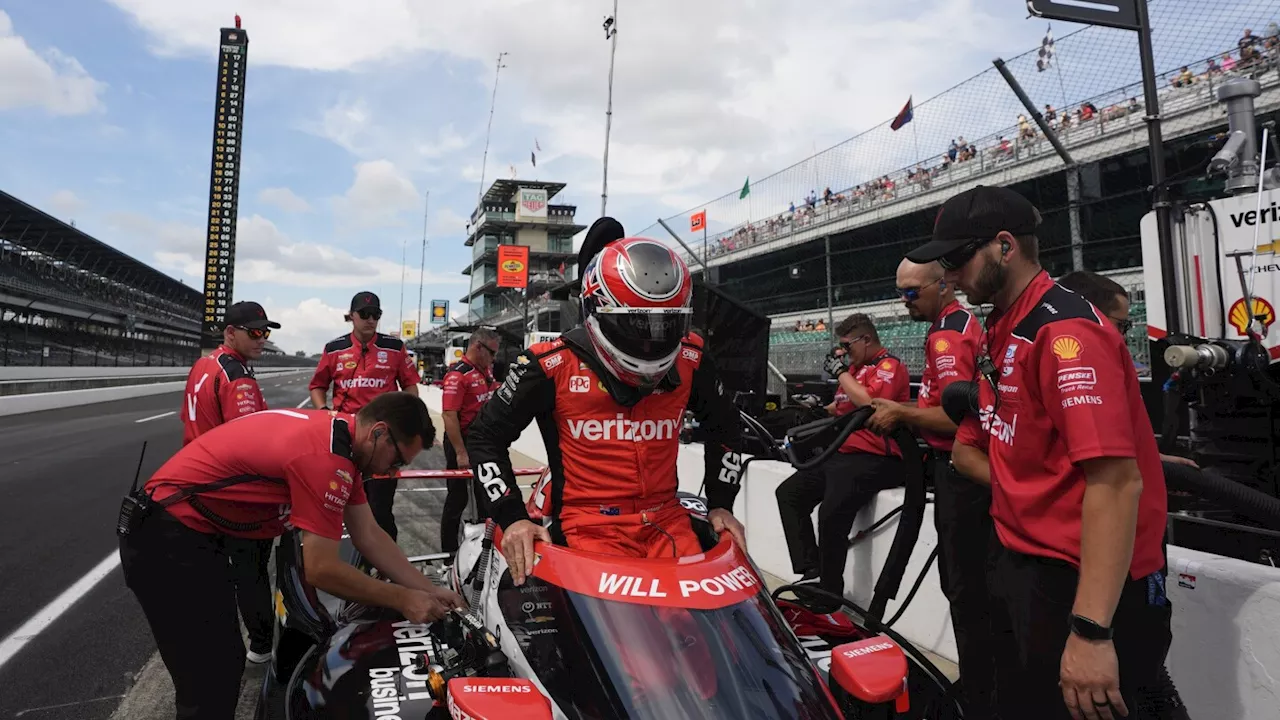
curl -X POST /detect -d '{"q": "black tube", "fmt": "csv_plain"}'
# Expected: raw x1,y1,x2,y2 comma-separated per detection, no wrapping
849,504,904,546
771,583,964,715
868,427,928,621
787,406,876,471
885,545,939,629
1202,202,1228,338
1164,462,1280,527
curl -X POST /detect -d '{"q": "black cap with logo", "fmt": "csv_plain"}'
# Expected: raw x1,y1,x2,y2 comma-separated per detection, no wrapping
906,185,1042,263
349,291,381,314
223,301,281,330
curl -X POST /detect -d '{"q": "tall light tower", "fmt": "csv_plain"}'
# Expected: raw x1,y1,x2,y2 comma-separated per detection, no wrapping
601,2,618,218
476,52,509,205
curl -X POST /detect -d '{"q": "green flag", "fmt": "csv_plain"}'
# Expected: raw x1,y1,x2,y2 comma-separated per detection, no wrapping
739,177,750,200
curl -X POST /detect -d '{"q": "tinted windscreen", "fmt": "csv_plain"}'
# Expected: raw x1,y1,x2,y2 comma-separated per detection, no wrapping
498,578,840,720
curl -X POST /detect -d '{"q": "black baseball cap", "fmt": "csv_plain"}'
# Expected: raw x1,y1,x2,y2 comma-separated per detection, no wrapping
349,292,381,313
224,301,281,330
906,185,1042,263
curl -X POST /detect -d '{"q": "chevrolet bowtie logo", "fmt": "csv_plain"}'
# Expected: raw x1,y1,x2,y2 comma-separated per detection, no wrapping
1257,240,1280,254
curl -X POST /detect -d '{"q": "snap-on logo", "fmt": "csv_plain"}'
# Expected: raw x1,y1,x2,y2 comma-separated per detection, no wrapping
566,414,681,441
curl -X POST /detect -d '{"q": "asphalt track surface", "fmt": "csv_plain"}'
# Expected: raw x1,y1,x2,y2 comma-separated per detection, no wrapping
0,371,438,720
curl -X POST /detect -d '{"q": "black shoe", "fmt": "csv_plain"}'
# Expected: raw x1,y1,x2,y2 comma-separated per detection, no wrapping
246,638,272,664
798,568,821,582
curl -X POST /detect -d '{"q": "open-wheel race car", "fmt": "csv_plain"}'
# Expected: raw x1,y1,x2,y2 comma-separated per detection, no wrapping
257,409,963,719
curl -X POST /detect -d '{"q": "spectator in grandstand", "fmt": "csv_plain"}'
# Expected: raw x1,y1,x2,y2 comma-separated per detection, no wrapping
775,313,909,603
1057,270,1199,470
309,292,422,541
180,300,280,665
908,185,1171,720
1239,28,1260,63
438,327,501,559
864,258,993,717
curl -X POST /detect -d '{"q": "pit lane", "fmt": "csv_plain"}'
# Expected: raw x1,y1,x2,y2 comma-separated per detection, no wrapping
0,373,311,719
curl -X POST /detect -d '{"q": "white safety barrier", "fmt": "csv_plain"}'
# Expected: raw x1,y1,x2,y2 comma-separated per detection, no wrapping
422,386,1280,715
0,368,311,417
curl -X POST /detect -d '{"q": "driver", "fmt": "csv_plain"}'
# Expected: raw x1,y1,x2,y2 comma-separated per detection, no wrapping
466,236,747,584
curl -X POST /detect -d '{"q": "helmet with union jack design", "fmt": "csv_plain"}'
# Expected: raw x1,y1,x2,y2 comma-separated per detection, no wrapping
580,237,693,388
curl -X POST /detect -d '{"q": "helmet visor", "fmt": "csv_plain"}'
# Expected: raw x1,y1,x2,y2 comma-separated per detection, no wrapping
593,306,692,361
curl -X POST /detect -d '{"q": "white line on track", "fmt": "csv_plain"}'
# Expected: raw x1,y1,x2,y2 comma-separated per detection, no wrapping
296,397,312,408
135,411,176,424
0,551,121,672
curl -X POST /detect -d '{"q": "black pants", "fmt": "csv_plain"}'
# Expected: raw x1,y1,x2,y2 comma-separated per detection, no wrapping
988,546,1174,719
775,451,903,597
932,453,997,720
225,536,274,650
119,509,248,720
440,440,471,554
365,475,399,542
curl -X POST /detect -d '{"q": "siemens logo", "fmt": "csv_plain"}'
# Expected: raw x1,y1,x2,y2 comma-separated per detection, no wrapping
339,377,388,389
566,414,681,442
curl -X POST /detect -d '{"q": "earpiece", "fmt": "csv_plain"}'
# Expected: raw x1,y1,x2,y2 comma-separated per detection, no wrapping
1000,240,1011,255
373,429,383,440
939,279,947,290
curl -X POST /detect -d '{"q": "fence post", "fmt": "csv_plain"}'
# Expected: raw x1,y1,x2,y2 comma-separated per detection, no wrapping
824,235,835,341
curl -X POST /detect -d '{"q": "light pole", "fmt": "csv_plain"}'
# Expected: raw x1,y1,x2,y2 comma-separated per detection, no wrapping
477,52,509,205
601,2,618,218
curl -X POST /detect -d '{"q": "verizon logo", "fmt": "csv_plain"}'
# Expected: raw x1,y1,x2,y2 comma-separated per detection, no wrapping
339,377,388,389
566,414,681,441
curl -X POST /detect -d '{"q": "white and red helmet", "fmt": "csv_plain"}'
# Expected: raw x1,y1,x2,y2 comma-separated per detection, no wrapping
580,237,694,387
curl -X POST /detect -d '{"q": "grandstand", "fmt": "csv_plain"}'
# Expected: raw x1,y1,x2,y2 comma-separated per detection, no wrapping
638,0,1277,382
0,190,203,367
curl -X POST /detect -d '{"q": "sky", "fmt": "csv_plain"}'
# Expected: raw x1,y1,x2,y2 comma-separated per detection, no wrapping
0,0,1057,354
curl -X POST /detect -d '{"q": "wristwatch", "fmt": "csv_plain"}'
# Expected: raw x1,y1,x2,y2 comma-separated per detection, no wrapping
1068,613,1114,641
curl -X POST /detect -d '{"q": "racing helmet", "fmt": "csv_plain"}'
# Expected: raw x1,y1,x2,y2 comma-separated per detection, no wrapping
580,237,693,387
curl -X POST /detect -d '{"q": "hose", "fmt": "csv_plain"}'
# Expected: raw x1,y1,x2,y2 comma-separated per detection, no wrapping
1164,461,1280,527
885,545,939,629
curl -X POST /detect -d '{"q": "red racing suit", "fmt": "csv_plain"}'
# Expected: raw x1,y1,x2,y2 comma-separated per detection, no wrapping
146,409,368,541
465,327,743,558
181,345,267,446
917,301,981,452
954,271,1168,578
309,332,421,413
441,359,498,435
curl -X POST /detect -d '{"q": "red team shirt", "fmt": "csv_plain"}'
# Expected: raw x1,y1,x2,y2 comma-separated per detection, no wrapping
440,360,498,434
147,409,368,541
955,271,1167,578
182,346,267,446
918,301,981,452
833,349,911,457
309,332,421,413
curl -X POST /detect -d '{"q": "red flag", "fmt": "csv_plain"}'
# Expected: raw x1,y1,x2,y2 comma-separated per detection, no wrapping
557,261,566,277
690,210,707,233
890,96,914,131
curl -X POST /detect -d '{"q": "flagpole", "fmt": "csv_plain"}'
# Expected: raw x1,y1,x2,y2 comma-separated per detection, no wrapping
601,0,619,218
477,52,508,205
416,190,429,338
911,118,921,166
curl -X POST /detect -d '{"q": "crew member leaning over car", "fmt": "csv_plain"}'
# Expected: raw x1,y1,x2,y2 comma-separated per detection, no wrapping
309,291,422,540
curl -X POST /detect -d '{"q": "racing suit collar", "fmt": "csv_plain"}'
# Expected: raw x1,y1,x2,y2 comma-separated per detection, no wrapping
217,344,248,364
561,327,681,407
931,299,963,329
349,331,379,350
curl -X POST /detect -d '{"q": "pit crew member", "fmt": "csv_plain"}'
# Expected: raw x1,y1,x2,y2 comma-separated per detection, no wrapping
181,300,279,665
309,291,423,540
119,392,464,720
1057,270,1199,470
439,327,501,557
775,313,909,600
909,185,1171,720
865,257,993,717
465,237,746,585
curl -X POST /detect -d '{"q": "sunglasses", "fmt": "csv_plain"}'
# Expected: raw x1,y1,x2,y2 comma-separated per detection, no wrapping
478,343,500,356
385,426,408,469
838,335,870,352
235,325,270,340
354,308,382,321
938,238,995,271
896,278,942,302
1111,317,1134,335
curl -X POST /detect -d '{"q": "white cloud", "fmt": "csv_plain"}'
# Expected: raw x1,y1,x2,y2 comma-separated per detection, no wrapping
260,297,351,355
258,187,311,213
331,160,421,229
49,189,86,217
0,10,105,115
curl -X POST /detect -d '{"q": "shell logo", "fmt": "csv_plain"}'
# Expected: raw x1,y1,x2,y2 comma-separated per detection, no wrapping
1051,335,1083,362
880,360,894,371
329,480,339,490
934,338,950,353
501,259,525,273
1228,297,1276,336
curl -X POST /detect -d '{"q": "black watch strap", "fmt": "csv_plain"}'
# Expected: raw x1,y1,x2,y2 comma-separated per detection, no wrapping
1069,613,1114,641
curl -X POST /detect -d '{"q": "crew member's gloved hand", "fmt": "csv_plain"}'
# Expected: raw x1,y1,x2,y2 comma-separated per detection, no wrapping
823,353,849,379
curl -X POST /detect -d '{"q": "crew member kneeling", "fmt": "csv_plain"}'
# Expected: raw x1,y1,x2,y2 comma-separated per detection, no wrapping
911,186,1170,720
775,313,909,600
465,236,746,585
118,392,464,720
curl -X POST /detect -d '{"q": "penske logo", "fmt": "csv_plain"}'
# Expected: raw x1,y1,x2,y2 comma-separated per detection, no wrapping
566,414,681,442
338,377,388,389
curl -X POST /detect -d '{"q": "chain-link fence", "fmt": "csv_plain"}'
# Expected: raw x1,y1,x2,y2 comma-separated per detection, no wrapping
638,0,1280,269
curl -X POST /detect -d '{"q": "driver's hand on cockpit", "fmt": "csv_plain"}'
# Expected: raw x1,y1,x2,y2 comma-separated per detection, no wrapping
502,519,551,586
